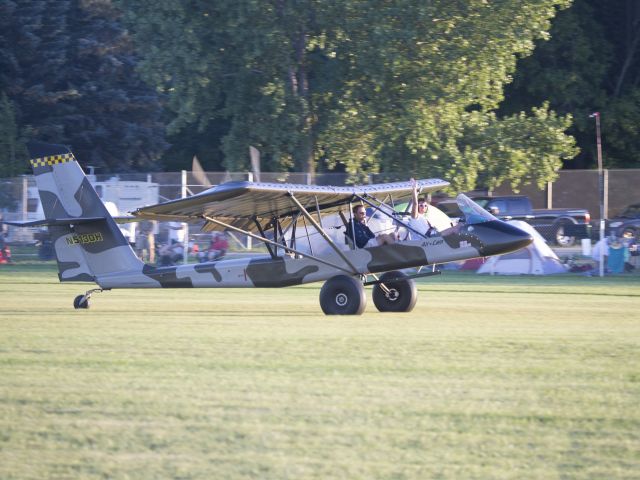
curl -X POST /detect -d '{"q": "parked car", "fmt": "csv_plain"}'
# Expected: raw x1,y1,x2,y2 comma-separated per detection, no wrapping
436,195,591,247
608,203,640,241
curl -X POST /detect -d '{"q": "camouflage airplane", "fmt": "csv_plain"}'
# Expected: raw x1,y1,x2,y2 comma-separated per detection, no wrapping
6,141,533,315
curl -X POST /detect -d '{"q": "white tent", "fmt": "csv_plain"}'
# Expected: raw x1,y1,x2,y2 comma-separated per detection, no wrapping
477,220,568,275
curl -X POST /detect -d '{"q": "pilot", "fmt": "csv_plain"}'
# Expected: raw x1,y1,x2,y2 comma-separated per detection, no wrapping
407,178,434,239
346,205,396,248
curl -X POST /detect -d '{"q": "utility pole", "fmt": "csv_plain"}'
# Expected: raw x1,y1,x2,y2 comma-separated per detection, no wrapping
589,112,605,277
181,170,189,264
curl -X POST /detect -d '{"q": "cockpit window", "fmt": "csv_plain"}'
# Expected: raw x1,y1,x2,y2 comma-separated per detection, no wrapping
456,194,498,224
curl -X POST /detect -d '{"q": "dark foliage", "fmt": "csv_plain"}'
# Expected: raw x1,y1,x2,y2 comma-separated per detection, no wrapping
0,0,167,173
503,0,640,169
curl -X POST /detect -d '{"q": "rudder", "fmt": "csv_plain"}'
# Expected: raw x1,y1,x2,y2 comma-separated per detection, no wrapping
27,141,143,282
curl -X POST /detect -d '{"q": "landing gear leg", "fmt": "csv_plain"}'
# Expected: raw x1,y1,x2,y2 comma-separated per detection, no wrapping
73,288,103,310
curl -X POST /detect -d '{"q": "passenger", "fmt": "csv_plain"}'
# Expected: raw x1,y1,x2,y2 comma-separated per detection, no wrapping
407,178,435,239
345,205,396,248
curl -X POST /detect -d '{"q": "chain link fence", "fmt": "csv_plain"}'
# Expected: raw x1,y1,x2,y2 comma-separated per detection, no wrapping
493,169,640,218
1,168,639,246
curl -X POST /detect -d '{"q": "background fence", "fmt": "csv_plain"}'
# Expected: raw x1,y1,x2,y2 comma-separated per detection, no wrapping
492,169,640,218
1,168,639,244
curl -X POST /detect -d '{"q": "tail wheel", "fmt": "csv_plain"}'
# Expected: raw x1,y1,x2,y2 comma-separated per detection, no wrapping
73,295,90,309
320,275,366,315
372,270,417,312
554,220,577,247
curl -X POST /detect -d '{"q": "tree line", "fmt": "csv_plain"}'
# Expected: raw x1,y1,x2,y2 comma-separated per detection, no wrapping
0,0,637,192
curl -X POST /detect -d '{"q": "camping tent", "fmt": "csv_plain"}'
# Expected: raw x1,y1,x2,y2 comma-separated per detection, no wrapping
477,220,568,275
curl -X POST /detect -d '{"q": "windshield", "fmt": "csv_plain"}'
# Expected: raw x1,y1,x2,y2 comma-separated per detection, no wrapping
456,194,498,225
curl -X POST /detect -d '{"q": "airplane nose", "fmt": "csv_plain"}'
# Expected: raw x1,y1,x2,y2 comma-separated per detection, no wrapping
473,221,534,257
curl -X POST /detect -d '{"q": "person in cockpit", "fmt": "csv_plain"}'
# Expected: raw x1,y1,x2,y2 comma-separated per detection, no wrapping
407,178,435,239
346,205,396,248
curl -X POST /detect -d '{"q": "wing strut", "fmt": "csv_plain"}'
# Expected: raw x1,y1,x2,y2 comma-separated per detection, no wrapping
252,216,275,258
202,215,356,275
287,193,360,275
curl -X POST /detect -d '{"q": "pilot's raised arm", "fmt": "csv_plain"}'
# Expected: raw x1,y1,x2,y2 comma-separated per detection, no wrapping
407,178,433,239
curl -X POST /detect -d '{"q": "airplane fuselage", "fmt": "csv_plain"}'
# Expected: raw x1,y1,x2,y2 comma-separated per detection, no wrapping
95,220,532,289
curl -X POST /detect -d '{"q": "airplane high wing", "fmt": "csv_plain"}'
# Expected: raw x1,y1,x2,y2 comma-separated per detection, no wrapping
16,141,533,315
132,179,451,232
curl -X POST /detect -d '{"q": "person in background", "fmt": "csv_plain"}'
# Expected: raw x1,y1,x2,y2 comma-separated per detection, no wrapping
167,221,186,245
159,221,186,265
158,239,184,266
0,213,11,264
0,213,7,240
136,220,155,263
198,231,229,262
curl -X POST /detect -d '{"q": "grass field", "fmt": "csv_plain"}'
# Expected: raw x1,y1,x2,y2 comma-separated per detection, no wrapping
1,264,639,479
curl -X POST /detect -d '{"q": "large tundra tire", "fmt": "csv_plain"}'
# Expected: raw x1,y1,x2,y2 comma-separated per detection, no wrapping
372,271,418,313
320,275,366,315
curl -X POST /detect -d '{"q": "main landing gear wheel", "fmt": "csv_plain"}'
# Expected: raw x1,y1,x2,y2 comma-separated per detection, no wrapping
372,270,418,313
320,275,366,315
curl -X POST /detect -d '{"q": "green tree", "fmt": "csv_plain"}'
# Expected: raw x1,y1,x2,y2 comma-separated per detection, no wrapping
122,0,577,190
319,0,578,188
120,0,330,173
504,0,640,169
599,0,640,168
0,93,26,178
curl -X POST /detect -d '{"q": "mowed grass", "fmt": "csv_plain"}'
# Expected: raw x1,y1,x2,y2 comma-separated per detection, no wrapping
1,265,639,479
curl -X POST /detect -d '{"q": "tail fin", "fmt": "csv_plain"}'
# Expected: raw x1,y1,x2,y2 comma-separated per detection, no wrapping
27,141,144,282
